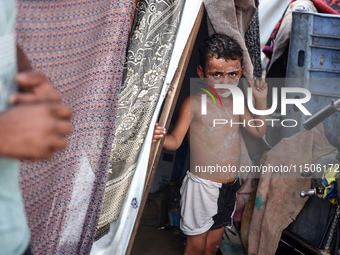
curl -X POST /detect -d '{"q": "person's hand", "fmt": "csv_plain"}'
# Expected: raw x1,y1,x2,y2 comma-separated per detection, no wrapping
0,103,72,160
9,71,61,104
152,122,166,143
248,77,268,100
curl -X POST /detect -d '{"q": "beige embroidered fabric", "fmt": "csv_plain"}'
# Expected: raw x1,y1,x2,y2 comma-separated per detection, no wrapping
96,0,185,238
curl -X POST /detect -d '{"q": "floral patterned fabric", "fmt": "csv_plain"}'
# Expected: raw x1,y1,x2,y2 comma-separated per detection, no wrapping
96,0,185,238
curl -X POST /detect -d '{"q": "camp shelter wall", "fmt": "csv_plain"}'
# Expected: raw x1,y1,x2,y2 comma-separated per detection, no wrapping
90,1,204,254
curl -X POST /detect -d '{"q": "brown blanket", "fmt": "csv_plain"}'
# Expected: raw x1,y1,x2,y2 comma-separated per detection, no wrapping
204,0,259,80
247,124,335,255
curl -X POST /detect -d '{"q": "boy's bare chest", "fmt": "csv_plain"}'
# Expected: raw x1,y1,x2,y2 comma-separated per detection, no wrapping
194,103,240,131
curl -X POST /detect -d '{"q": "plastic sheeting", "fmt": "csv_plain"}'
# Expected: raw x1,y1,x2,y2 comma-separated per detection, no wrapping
258,0,291,63
258,0,291,44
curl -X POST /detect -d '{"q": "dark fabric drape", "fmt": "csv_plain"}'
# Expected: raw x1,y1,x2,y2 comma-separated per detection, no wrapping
245,11,262,79
96,0,185,238
16,1,133,253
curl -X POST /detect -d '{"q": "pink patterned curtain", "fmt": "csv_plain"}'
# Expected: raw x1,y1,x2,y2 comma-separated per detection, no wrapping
16,1,134,253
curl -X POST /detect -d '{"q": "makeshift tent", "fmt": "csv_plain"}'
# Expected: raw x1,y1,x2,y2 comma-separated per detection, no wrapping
91,1,204,254
16,0,262,254
91,0,262,254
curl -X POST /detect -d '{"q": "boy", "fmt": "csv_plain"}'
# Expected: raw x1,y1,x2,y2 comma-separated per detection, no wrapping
153,33,267,255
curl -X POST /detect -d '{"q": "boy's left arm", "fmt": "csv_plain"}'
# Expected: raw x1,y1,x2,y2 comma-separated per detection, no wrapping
241,78,268,138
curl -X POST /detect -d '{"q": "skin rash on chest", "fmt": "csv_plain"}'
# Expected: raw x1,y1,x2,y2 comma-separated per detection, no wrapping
188,95,241,182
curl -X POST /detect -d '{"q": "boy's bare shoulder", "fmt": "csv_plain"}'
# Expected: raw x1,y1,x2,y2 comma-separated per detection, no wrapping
187,93,202,104
180,94,201,111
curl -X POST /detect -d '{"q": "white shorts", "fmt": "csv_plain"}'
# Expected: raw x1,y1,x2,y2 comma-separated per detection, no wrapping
180,171,239,236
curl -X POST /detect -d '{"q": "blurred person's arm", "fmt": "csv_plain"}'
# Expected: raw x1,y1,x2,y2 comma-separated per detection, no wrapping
12,45,61,104
0,104,72,159
16,44,32,72
0,45,73,160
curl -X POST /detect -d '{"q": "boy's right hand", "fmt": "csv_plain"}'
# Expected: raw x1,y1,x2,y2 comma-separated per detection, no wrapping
152,122,166,143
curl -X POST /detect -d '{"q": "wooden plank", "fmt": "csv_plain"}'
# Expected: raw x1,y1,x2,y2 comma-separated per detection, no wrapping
125,4,204,255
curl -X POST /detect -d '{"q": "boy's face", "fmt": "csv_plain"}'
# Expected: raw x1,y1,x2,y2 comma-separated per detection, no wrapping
197,56,244,96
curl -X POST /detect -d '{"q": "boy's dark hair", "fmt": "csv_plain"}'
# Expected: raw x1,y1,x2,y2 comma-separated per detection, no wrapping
199,33,243,71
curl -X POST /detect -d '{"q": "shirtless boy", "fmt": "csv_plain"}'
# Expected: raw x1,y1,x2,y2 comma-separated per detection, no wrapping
153,33,267,255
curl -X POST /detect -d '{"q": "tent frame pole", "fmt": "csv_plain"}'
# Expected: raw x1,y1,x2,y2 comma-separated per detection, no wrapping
125,4,204,255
